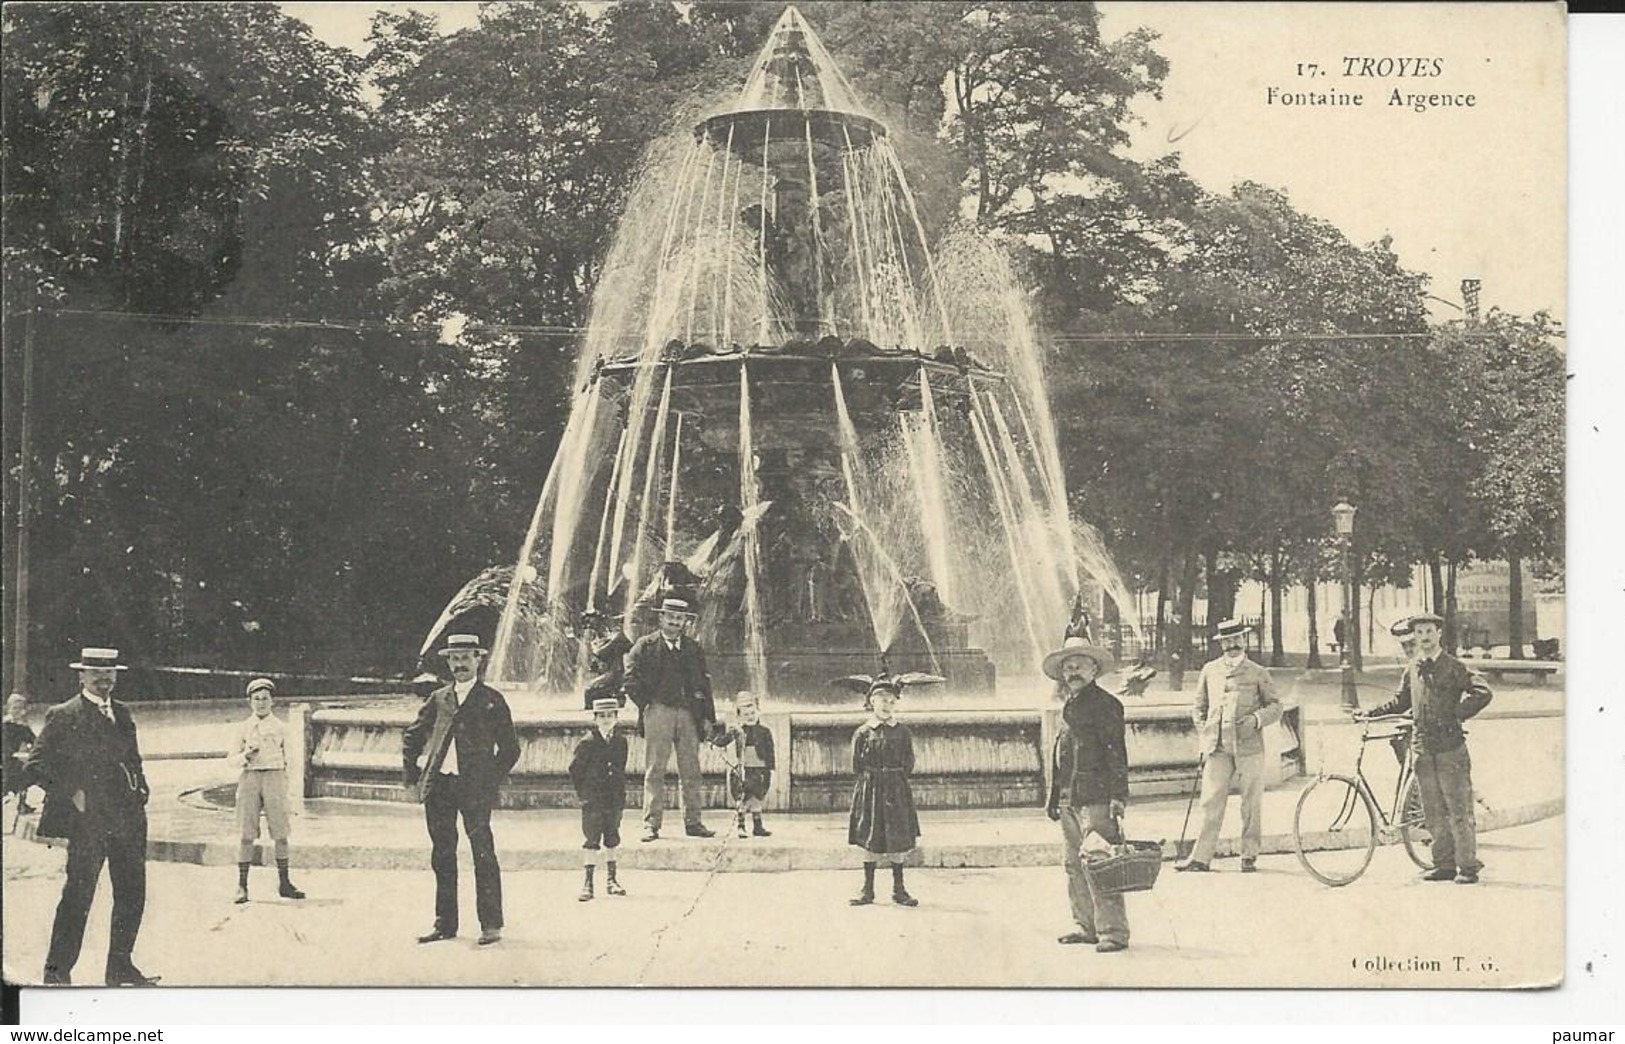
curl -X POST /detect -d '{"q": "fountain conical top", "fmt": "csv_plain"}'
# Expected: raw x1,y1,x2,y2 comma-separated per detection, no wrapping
698,5,885,151
736,6,865,115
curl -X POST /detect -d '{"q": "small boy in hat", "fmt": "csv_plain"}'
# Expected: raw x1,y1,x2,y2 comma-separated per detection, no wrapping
568,696,631,900
228,678,304,903
711,691,775,838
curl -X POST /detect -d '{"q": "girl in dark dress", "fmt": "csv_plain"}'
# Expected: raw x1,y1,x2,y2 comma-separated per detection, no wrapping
847,678,921,906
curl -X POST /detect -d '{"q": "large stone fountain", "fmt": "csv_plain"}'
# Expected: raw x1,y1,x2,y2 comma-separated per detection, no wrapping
304,7,1292,810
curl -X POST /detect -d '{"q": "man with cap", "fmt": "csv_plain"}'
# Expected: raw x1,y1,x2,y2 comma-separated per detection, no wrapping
1043,636,1132,953
228,678,304,904
1366,612,1493,883
568,695,631,901
24,647,158,985
402,633,521,945
1178,619,1282,873
624,597,717,841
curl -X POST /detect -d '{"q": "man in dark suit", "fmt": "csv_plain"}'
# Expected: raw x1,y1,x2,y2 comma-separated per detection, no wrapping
402,633,521,946
25,647,159,985
624,597,716,841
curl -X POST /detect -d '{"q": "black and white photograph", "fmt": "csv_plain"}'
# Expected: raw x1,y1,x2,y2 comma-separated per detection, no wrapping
1,0,1582,999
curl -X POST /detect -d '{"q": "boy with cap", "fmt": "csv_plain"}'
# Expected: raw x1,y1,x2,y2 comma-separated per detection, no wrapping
228,678,304,903
568,696,631,900
711,691,776,838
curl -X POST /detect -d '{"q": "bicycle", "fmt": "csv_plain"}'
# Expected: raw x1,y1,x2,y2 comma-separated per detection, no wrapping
1292,714,1434,886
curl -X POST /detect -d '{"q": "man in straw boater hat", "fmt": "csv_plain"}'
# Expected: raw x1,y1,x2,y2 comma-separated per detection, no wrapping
1177,619,1282,874
568,695,632,901
624,596,717,841
25,647,159,985
1366,611,1493,884
1042,636,1132,953
402,633,521,945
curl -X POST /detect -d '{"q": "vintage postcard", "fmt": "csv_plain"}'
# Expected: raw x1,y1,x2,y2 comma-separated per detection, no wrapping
2,1,1568,996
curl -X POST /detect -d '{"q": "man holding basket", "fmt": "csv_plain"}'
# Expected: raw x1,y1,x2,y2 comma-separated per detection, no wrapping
1044,636,1131,954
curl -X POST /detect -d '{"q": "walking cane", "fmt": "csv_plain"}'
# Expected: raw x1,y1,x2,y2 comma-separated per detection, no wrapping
1175,754,1204,862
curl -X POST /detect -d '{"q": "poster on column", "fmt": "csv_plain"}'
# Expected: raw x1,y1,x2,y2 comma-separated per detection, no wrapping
1,0,1568,994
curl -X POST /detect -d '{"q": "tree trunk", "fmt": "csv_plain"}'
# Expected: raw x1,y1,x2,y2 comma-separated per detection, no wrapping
1507,553,1526,659
1306,577,1323,670
1153,558,1168,656
1268,550,1286,667
1350,551,1365,673
1168,549,1199,691
1445,559,1459,654
1429,554,1446,614
1204,546,1238,628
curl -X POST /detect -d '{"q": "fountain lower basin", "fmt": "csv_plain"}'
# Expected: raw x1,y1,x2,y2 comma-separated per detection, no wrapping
304,688,1305,811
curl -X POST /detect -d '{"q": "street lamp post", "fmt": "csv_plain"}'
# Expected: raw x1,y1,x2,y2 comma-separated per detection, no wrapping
1332,500,1359,711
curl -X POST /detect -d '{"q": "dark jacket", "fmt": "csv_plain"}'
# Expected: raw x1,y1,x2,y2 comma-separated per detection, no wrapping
623,633,715,727
1370,653,1493,754
24,694,149,840
1049,683,1129,809
402,681,521,804
568,726,630,810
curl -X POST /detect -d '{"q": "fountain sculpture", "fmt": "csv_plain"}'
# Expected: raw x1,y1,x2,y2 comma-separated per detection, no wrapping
479,7,1088,701
302,8,1255,812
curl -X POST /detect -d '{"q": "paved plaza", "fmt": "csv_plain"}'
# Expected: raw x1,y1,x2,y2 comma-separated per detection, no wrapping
1,677,1566,990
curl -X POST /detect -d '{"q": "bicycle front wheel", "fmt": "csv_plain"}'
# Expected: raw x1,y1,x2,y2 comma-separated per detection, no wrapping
1399,774,1434,871
1294,775,1378,886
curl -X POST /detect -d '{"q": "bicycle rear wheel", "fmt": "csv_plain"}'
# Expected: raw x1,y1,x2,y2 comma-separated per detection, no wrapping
1399,774,1434,870
1294,775,1377,886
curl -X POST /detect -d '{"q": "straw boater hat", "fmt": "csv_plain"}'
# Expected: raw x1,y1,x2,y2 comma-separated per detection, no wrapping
656,596,697,618
1388,615,1416,638
246,677,276,697
70,647,127,671
438,633,487,657
590,697,621,716
1212,619,1249,642
734,690,759,708
1407,612,1445,627
1041,636,1116,681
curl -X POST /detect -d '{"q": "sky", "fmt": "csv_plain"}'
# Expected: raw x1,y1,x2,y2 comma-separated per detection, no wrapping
281,1,1568,324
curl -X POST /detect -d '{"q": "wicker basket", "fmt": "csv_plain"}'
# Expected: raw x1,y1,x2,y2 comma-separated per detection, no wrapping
1082,840,1166,895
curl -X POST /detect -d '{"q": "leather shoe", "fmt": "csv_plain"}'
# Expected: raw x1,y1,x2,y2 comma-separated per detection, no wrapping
1175,860,1211,873
684,823,716,838
1421,866,1457,882
1058,931,1098,945
1095,939,1129,954
641,828,660,842
416,928,457,944
106,961,160,987
234,885,249,904
1454,870,1480,885
849,889,875,906
478,928,502,946
1240,858,1257,873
